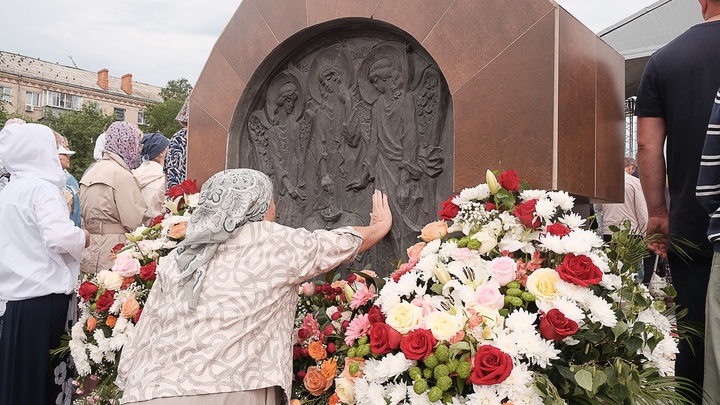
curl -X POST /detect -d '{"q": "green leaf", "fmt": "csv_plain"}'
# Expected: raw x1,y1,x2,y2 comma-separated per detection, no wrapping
592,371,608,393
625,336,643,354
574,370,593,391
612,321,629,340
614,384,630,401
430,283,443,295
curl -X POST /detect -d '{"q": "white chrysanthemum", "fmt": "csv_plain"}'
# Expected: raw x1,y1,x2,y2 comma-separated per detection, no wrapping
507,386,545,405
555,280,593,304
636,307,673,333
362,353,414,383
538,234,566,254
109,289,135,314
586,295,617,327
396,271,425,298
560,233,594,255
519,189,547,202
454,184,491,205
415,254,439,281
492,330,520,358
559,212,585,229
600,273,622,291
547,190,575,211
88,343,104,364
536,298,584,325
534,198,557,221
355,379,386,405
438,240,459,260
385,382,408,405
376,281,402,313
162,240,178,249
521,333,560,368
161,214,187,234
585,250,611,273
496,362,534,399
504,309,537,333
468,385,503,404
421,240,442,257
642,337,678,376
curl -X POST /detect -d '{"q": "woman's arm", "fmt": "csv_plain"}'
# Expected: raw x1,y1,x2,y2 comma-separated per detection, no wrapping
352,190,392,253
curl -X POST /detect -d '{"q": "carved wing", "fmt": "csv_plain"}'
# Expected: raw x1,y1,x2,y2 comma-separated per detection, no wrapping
413,67,446,178
247,110,272,175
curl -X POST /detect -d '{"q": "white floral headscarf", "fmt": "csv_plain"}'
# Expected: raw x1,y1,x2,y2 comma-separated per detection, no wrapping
175,169,273,310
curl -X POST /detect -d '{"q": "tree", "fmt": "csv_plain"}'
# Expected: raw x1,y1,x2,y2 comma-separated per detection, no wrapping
43,103,114,179
140,78,193,136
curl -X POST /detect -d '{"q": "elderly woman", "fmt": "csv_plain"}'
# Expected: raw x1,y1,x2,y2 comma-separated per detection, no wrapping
118,169,391,405
133,133,170,218
0,123,88,405
80,121,150,274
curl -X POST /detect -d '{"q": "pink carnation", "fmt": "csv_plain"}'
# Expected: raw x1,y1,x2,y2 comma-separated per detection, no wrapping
350,285,377,310
344,314,371,346
302,314,321,339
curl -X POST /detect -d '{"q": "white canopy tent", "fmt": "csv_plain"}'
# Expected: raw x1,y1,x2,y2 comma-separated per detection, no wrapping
598,0,703,98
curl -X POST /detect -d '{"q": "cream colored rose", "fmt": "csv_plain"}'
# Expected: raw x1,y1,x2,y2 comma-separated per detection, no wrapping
334,377,356,404
471,230,497,254
525,267,561,301
385,302,422,334
97,270,124,290
419,220,448,242
425,310,464,341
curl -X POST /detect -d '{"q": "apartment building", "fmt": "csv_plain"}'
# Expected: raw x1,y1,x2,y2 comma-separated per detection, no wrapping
0,51,162,125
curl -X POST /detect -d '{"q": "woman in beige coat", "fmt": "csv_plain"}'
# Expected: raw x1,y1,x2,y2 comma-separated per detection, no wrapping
133,133,170,219
80,122,150,274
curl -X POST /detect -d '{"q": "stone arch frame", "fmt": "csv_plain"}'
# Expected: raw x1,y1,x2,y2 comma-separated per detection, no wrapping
188,0,624,202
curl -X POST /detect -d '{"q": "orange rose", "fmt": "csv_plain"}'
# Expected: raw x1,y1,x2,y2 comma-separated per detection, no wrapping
406,242,426,259
419,220,448,242
329,393,340,405
308,341,327,361
86,316,97,332
105,315,117,328
303,366,332,396
321,358,337,381
121,276,135,290
120,296,140,319
341,357,365,380
168,222,187,239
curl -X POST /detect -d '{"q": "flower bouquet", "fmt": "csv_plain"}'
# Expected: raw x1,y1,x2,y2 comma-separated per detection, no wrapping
59,180,199,404
292,170,691,405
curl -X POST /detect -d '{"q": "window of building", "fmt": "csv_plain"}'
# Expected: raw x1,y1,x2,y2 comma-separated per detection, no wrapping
0,87,12,103
45,90,83,110
114,107,126,121
137,110,146,125
25,92,40,109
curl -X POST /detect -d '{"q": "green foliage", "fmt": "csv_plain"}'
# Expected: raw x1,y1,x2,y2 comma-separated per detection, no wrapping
140,78,193,136
43,103,114,179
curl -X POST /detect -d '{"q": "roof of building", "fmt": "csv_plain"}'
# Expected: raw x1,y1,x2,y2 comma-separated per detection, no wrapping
0,51,162,102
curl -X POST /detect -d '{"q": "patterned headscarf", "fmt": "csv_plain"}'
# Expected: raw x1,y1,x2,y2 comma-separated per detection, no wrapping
104,122,140,169
175,97,189,125
175,169,273,310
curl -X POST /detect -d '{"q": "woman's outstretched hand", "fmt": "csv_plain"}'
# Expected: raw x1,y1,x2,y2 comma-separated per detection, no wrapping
354,190,393,253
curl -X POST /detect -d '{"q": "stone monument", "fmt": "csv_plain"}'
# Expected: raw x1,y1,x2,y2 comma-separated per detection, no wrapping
187,0,625,275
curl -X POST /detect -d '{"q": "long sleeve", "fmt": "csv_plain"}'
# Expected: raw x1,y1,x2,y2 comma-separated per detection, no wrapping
36,191,85,263
697,88,720,242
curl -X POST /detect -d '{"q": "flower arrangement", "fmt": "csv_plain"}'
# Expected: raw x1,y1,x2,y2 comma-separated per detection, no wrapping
292,170,690,405
62,180,199,404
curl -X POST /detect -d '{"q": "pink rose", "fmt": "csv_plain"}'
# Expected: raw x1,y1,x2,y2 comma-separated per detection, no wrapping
452,248,474,262
489,257,517,286
111,255,141,277
301,282,316,296
406,242,426,259
474,283,504,309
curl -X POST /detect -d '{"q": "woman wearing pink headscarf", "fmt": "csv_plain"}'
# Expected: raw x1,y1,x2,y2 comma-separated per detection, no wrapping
79,121,151,274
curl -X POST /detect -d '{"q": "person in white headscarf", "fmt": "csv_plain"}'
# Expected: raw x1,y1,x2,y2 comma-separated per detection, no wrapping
93,132,106,161
0,118,27,193
133,133,170,219
0,123,89,405
118,169,392,405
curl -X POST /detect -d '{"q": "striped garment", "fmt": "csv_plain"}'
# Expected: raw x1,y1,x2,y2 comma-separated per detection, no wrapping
697,87,720,246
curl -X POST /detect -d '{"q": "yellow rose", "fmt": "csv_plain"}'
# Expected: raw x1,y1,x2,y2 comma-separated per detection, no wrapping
97,270,123,291
525,268,561,301
334,377,356,404
425,310,464,341
419,220,448,242
385,302,422,334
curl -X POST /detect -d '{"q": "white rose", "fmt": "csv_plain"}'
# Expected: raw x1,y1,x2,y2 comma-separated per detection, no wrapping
525,268,561,301
425,310,464,341
97,270,124,290
335,378,356,404
385,302,422,334
471,230,497,254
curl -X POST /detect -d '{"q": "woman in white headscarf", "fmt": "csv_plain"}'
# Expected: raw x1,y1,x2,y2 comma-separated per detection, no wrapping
118,169,392,405
0,123,88,405
133,133,170,219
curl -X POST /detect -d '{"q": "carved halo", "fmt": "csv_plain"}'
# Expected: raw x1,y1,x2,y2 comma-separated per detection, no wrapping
358,43,407,104
307,46,355,105
265,72,305,124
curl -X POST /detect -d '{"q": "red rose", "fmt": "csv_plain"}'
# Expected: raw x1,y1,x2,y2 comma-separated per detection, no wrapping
95,290,116,311
78,281,98,302
166,184,184,198
539,309,578,341
470,345,513,385
514,199,540,228
438,195,459,220
369,322,401,355
400,329,437,360
139,262,157,281
485,202,496,211
546,222,571,237
367,306,386,324
298,328,310,340
555,254,603,287
498,170,521,192
111,243,126,254
180,179,199,194
150,215,164,226
133,308,143,324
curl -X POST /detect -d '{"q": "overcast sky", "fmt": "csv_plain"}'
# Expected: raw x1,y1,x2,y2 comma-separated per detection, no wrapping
0,0,660,87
